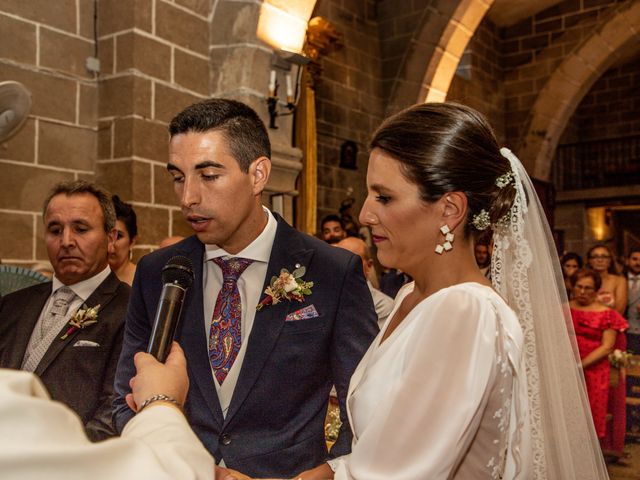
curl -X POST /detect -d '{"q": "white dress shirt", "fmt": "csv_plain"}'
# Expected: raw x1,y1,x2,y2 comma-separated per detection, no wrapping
202,208,277,417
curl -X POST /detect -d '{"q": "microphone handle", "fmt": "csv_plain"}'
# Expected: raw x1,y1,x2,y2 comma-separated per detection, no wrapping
147,283,186,362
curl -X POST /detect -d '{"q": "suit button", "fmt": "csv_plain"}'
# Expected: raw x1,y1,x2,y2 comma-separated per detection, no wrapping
220,433,231,445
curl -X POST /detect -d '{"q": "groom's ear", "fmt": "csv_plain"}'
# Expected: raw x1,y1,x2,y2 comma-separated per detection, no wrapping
249,156,271,195
441,192,467,232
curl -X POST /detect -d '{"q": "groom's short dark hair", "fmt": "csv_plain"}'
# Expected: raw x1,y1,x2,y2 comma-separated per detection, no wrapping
169,98,271,172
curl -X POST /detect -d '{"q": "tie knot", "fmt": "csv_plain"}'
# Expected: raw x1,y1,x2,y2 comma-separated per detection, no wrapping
50,286,76,316
213,257,253,282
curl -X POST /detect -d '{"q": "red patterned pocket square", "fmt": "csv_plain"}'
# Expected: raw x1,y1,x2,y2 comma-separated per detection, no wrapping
285,305,319,321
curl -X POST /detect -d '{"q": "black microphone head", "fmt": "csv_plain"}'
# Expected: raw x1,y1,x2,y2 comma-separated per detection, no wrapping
162,256,194,289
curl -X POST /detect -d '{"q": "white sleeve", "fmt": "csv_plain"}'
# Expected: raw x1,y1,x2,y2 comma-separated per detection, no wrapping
0,370,215,480
335,289,497,480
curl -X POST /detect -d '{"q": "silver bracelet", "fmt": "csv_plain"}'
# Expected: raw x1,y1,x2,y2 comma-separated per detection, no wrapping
138,394,182,413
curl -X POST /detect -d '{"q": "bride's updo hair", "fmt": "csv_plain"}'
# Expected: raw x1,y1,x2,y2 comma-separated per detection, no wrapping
370,102,515,237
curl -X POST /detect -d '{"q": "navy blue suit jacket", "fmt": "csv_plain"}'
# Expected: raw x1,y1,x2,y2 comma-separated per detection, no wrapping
113,214,378,477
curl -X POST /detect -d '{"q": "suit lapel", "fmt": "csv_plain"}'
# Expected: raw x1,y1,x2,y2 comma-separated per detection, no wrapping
4,284,51,369
224,217,315,424
35,272,121,376
177,238,225,427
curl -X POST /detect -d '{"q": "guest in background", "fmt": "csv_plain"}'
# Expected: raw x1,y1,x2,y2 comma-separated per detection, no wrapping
0,180,129,441
586,244,628,451
109,195,138,286
626,247,640,353
474,238,491,278
587,244,627,315
320,214,347,244
336,236,392,329
569,268,627,443
561,252,583,298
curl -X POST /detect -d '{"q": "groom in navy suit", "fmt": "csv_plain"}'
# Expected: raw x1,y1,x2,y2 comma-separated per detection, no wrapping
113,99,378,478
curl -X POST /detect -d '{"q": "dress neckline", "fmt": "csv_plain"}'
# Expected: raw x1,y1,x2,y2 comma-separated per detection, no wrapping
377,281,499,350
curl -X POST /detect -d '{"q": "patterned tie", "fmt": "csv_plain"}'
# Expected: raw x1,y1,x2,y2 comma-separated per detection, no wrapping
40,286,76,339
209,257,254,384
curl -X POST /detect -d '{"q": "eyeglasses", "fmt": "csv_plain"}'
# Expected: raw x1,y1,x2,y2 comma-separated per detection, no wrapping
588,255,611,260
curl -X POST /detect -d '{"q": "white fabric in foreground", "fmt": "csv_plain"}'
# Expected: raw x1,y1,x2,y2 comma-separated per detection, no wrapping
0,369,214,480
333,282,530,480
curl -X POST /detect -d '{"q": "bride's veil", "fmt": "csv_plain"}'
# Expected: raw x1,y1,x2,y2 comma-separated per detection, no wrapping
491,148,609,479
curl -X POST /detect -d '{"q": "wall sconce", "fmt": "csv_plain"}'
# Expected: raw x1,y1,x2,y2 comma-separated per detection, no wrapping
257,0,316,129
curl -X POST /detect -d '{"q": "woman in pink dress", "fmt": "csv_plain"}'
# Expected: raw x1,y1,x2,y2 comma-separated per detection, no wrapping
570,268,628,442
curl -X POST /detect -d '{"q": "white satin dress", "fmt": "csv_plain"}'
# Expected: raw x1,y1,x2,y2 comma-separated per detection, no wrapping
333,282,532,480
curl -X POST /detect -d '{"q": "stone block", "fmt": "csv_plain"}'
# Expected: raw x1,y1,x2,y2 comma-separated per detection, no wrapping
98,37,114,75
134,204,170,245
209,1,259,47
79,83,98,127
38,122,96,171
1,0,75,33
78,0,94,38
171,209,192,237
98,74,151,118
156,1,208,55
0,13,36,64
174,48,209,95
96,159,152,203
0,118,35,163
115,31,172,81
153,83,201,124
154,164,177,206
40,27,93,78
113,117,169,162
97,0,152,36
0,211,33,259
97,120,112,160
174,0,212,18
0,63,77,123
209,45,271,96
0,161,74,211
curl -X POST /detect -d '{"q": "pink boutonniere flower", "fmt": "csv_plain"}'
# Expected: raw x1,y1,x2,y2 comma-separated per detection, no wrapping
256,266,313,311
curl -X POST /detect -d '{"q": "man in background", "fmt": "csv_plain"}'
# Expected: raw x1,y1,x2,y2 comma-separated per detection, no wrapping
320,214,347,244
0,180,129,440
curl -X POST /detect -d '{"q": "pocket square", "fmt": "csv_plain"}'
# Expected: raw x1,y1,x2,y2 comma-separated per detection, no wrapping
72,340,100,348
285,305,319,322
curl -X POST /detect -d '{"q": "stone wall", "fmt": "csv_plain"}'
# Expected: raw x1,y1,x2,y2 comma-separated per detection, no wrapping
501,0,627,148
0,0,96,263
96,0,210,259
0,0,302,265
561,53,640,143
312,0,384,226
448,18,506,144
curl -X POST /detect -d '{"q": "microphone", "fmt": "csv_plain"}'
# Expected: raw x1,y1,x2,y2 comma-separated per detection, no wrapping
147,256,194,362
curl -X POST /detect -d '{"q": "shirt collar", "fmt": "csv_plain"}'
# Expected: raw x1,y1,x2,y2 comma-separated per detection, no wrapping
629,273,640,281
204,207,277,264
51,265,111,302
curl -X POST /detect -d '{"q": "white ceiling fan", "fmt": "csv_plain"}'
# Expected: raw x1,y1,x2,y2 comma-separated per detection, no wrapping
0,81,32,142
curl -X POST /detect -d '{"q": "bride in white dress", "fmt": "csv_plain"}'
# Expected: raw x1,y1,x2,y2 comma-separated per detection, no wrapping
326,103,608,480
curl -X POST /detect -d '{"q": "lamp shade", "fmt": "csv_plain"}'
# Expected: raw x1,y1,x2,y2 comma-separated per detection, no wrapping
257,0,317,54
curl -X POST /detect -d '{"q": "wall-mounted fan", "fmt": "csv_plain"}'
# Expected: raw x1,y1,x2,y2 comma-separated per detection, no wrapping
0,81,32,142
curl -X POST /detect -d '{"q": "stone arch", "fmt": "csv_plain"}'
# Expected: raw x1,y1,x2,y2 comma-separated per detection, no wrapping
385,0,494,114
518,0,640,180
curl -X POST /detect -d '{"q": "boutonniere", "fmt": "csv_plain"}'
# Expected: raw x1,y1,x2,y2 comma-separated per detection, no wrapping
256,266,313,311
60,304,100,340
